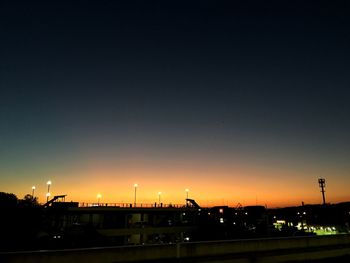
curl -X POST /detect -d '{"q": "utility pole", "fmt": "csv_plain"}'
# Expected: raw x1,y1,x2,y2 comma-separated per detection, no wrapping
318,178,326,205
134,183,138,207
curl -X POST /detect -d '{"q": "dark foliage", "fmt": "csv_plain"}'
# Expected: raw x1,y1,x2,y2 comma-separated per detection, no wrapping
0,192,43,251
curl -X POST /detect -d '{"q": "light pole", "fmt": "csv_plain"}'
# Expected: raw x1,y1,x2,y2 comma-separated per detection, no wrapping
185,188,189,206
134,183,138,207
46,180,52,202
158,191,162,204
31,186,36,199
97,193,102,205
46,192,51,202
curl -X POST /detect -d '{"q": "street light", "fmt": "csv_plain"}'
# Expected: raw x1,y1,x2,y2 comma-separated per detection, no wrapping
46,192,51,201
158,191,162,204
31,186,36,198
97,193,102,205
185,188,189,206
46,180,52,202
134,183,138,207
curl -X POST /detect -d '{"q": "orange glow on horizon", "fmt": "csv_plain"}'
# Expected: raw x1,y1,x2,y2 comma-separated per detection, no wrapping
5,157,350,208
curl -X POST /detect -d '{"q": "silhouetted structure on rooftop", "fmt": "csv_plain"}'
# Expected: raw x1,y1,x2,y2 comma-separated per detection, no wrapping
43,195,67,207
1,191,350,252
186,198,201,208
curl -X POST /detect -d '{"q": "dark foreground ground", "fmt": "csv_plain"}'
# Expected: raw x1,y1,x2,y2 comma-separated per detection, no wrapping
295,255,350,262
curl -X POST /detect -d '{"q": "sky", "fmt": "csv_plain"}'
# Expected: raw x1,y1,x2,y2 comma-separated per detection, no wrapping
1,0,350,207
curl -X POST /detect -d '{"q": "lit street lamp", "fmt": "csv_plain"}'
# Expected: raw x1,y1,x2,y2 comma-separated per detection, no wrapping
31,186,36,199
134,183,138,207
46,192,51,201
97,193,102,205
158,191,162,204
185,188,189,206
46,180,52,202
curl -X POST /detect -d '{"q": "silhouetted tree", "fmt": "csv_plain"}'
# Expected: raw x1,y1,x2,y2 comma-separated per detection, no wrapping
0,192,18,207
0,192,43,251
20,194,39,207
0,192,18,250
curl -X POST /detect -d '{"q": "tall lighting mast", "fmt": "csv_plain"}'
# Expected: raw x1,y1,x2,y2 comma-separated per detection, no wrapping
318,178,326,205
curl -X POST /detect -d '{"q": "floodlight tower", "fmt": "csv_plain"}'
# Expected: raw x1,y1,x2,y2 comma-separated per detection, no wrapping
318,178,326,205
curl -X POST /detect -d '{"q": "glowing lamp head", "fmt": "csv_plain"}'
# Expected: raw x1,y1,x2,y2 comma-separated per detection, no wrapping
47,180,52,185
134,183,138,188
46,192,51,197
185,188,189,192
32,186,36,190
158,191,162,195
97,194,102,199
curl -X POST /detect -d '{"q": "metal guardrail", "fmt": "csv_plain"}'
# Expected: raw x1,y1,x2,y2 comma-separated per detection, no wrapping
78,202,188,208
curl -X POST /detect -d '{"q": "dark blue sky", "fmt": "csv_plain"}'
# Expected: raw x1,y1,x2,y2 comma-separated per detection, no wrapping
1,0,350,204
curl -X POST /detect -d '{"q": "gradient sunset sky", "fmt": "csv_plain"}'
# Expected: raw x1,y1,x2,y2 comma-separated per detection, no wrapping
1,1,350,207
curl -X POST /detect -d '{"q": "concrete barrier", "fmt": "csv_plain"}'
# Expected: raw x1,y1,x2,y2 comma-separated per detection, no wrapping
179,234,350,258
1,235,350,263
